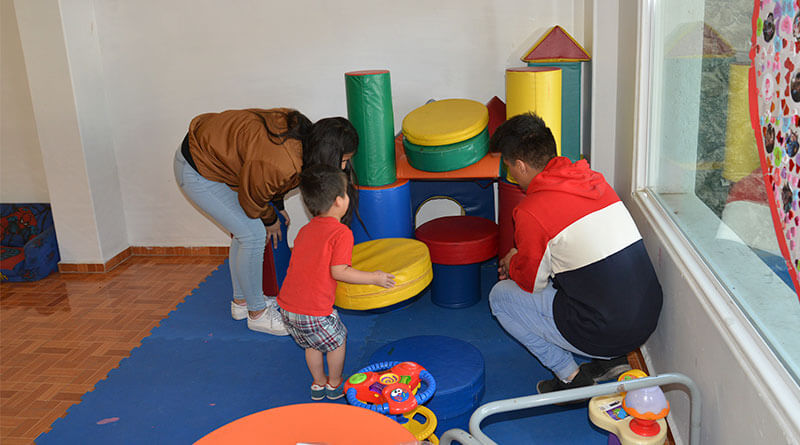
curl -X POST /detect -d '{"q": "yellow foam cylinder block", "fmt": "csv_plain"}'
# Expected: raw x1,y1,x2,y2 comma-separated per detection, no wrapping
723,63,760,182
335,238,432,310
506,67,562,156
402,99,489,146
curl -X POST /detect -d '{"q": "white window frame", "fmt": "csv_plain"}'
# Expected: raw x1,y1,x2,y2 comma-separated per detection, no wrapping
630,0,800,438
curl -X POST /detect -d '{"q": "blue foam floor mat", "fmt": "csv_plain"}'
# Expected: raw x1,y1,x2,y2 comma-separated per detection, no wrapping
37,260,608,444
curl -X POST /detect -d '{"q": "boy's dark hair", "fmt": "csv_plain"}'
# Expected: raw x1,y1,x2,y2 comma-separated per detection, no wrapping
489,112,557,170
303,117,359,168
299,164,348,217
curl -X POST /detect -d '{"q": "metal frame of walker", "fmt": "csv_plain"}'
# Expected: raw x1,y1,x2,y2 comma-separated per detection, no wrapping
438,373,701,445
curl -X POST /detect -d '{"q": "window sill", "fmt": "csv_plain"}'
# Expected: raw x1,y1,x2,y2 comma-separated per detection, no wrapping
631,188,800,438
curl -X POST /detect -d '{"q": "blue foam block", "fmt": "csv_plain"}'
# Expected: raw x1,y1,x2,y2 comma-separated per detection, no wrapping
368,336,485,429
431,263,481,308
352,180,413,244
410,179,495,224
272,210,291,288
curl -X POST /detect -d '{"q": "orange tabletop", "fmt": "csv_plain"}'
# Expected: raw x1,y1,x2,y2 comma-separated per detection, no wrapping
394,134,502,180
194,403,417,445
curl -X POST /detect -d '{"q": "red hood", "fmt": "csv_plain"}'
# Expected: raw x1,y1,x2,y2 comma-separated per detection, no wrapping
526,157,606,199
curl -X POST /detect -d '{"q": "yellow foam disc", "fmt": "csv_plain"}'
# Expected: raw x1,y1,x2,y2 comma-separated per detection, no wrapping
402,99,489,146
335,238,432,310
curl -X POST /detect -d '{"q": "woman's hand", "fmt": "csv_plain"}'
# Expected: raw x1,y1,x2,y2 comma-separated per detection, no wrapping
279,210,290,227
266,219,282,249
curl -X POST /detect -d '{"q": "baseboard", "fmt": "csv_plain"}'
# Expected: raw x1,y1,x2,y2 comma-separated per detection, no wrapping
58,246,229,274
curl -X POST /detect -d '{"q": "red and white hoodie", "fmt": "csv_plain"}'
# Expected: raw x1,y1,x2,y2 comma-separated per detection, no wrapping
510,157,662,357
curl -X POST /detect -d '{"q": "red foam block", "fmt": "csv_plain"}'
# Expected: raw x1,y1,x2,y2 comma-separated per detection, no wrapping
415,216,498,265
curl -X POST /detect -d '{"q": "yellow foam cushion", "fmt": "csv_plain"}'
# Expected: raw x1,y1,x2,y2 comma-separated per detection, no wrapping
335,238,432,310
402,99,489,146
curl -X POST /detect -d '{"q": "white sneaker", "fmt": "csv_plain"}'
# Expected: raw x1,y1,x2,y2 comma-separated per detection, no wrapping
230,296,272,320
231,301,248,320
247,304,289,336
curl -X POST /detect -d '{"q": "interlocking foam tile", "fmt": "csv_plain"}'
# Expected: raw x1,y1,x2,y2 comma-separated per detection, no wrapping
37,336,371,444
148,260,380,342
38,257,606,444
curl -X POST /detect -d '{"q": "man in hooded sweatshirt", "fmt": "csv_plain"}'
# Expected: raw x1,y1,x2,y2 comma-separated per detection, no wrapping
489,113,663,394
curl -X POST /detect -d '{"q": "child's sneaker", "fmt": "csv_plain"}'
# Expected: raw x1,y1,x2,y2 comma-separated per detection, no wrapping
325,379,345,400
310,383,326,401
579,356,632,382
246,305,288,336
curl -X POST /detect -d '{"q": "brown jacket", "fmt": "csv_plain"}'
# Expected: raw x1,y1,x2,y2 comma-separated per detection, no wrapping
186,108,303,224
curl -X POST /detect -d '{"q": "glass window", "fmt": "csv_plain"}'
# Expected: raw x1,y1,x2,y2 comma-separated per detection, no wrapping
645,0,800,382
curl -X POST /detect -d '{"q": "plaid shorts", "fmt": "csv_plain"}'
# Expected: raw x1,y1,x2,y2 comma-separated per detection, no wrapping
281,309,347,353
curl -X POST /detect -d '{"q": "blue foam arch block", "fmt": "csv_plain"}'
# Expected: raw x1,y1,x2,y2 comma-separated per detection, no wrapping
368,335,485,432
410,179,495,225
352,181,414,245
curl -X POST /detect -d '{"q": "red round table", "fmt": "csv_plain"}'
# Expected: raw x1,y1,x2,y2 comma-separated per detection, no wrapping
194,403,417,445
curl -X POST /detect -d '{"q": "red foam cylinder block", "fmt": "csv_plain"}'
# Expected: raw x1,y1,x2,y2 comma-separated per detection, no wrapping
415,215,498,265
498,180,527,259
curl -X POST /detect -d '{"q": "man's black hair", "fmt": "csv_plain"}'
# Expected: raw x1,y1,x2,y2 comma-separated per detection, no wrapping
299,164,348,217
489,112,557,170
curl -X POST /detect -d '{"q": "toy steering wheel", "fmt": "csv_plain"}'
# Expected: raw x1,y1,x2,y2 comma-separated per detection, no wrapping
344,361,436,415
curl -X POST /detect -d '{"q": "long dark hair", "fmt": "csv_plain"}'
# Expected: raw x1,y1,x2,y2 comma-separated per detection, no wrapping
304,117,362,227
259,109,313,146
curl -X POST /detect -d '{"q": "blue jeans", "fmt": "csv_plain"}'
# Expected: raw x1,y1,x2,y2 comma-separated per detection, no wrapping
489,279,608,380
173,149,267,311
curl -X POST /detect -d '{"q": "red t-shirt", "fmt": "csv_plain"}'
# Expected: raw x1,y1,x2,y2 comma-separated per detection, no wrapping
277,216,353,316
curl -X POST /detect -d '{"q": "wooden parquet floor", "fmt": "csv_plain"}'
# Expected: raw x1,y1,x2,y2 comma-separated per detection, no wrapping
0,255,224,444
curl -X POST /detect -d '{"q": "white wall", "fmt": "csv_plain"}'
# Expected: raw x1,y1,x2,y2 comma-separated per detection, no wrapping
15,0,128,264
9,0,590,260
92,0,587,248
1,0,49,203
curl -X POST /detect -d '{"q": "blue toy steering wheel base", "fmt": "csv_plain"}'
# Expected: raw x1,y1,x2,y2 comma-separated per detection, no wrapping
346,361,437,415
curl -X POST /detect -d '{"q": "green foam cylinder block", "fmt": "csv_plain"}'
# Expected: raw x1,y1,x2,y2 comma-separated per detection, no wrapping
345,70,396,186
403,126,489,172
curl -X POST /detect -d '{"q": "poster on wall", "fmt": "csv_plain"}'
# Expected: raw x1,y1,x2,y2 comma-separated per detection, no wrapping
750,0,800,300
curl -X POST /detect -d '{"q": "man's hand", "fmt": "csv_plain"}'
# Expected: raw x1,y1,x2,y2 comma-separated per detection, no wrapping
498,248,517,280
266,219,282,249
372,271,396,288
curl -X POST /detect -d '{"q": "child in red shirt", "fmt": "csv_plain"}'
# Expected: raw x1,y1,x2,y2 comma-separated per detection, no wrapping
278,164,395,400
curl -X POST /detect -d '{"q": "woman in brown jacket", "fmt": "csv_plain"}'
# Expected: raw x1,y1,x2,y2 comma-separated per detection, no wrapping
173,109,357,335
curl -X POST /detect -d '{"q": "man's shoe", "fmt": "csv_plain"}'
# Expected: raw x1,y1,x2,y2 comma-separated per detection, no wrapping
536,367,595,399
247,305,289,336
579,356,632,383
